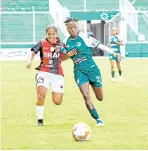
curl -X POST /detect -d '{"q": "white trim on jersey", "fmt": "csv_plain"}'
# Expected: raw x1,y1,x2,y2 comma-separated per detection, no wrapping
97,44,114,54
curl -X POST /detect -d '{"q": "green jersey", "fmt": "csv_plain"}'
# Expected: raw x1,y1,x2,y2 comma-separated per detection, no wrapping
62,32,100,72
110,35,122,53
109,35,122,62
61,32,102,87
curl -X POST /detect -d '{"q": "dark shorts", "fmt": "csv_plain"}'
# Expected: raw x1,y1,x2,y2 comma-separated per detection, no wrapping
109,52,121,62
74,66,102,88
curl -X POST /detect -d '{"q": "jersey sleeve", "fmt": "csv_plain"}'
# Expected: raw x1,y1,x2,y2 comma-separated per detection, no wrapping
116,35,122,42
86,35,100,48
31,41,42,54
79,32,100,48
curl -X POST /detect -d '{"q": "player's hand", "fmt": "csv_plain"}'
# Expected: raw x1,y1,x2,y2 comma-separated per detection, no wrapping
113,39,118,44
113,52,124,59
67,49,77,57
26,62,32,69
55,45,60,53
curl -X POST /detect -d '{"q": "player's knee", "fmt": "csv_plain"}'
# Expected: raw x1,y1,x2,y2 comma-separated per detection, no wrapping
36,100,44,106
53,98,62,105
54,101,61,105
53,95,63,105
111,65,114,69
97,96,103,101
37,92,46,105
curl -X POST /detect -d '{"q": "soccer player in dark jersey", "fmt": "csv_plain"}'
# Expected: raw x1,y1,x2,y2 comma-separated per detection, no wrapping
57,18,122,126
26,25,69,126
34,37,61,71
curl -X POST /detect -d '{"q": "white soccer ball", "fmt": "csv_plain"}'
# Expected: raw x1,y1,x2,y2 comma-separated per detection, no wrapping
72,123,91,141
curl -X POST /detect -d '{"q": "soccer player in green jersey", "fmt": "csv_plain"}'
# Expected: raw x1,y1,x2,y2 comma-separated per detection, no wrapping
57,18,121,126
108,27,124,82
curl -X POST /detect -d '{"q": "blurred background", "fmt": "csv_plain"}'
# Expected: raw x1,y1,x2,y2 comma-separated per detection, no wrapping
1,0,148,59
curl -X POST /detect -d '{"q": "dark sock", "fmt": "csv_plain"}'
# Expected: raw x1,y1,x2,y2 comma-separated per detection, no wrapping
90,108,100,121
38,119,43,123
111,71,115,78
119,70,122,76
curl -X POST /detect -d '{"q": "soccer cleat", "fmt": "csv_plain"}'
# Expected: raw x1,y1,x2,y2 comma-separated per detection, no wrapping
36,119,43,126
111,78,116,82
96,119,104,126
35,64,41,70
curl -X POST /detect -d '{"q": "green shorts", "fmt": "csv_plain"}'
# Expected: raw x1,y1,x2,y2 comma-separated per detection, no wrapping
74,66,102,88
109,53,121,62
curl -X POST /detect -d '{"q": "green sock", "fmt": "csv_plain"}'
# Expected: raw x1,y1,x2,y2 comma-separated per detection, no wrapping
90,108,99,121
119,70,122,76
111,71,115,78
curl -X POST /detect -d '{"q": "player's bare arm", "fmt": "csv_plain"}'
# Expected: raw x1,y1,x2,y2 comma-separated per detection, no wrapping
114,40,124,46
97,43,122,58
26,51,36,69
67,49,77,57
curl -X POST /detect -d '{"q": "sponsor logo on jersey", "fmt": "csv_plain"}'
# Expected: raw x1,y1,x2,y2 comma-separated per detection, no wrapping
73,56,87,64
76,42,81,47
43,52,60,58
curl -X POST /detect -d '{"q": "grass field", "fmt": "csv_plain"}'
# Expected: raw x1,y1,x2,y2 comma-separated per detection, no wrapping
1,58,148,150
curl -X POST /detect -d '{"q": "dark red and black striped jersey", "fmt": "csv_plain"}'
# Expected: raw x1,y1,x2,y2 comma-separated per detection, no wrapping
31,38,64,75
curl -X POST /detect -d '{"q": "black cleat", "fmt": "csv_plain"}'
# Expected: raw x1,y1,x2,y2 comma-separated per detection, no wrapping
36,119,43,126
35,64,41,70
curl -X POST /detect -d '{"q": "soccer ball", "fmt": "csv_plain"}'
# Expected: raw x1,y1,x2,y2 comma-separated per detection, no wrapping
72,123,91,141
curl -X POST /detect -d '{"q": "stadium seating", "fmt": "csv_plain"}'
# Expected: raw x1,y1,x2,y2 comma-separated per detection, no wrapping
1,14,33,42
1,0,148,48
58,0,119,10
1,13,55,43
58,0,84,10
86,0,119,10
1,0,48,11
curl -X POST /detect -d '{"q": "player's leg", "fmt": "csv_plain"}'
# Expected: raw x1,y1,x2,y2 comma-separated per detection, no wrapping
52,92,63,105
79,83,104,126
35,62,41,70
91,86,103,101
36,86,47,126
110,59,116,81
91,87,104,126
87,66,104,126
75,70,103,126
79,82,94,110
35,72,49,126
88,66,103,101
116,60,122,81
51,74,64,105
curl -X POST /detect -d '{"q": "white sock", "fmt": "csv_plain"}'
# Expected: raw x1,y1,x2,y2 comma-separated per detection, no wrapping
36,105,44,120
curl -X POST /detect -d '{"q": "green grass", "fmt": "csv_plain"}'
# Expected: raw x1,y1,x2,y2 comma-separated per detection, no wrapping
1,58,148,150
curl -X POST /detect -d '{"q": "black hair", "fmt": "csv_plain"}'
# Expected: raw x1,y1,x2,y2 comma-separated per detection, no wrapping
63,17,79,24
